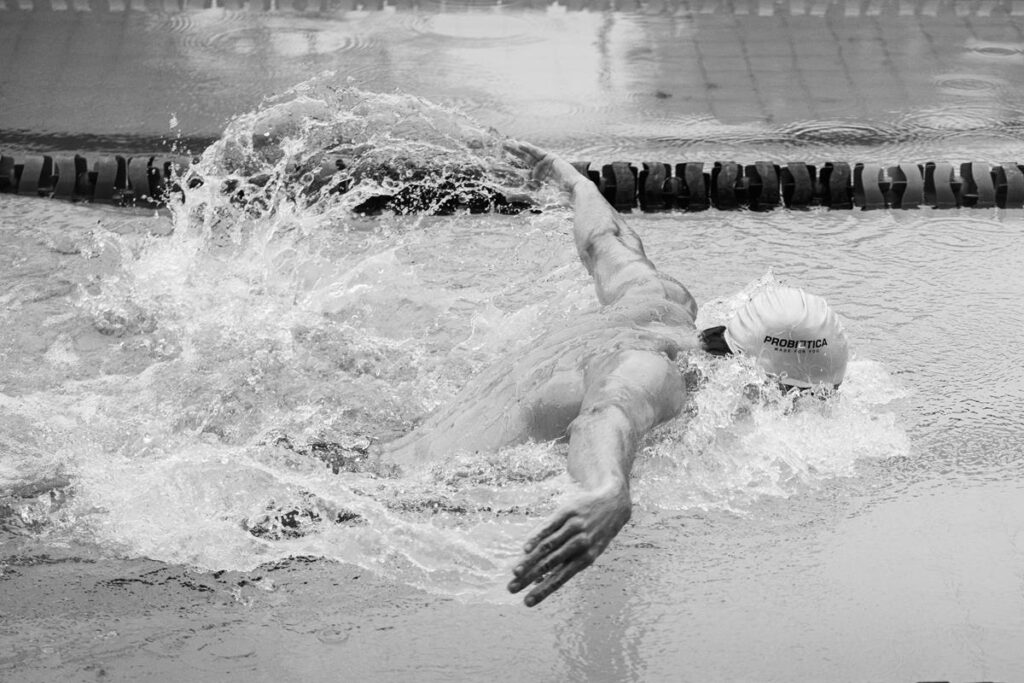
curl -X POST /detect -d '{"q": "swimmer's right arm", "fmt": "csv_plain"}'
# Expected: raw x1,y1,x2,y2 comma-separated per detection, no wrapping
507,350,684,606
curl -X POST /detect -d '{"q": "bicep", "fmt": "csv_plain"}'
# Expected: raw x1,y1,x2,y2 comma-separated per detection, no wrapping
572,188,696,313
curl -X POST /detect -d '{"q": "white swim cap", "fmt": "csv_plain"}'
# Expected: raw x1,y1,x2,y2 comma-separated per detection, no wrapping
724,286,849,388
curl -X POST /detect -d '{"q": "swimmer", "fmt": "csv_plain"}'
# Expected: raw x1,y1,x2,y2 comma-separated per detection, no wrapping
381,141,849,607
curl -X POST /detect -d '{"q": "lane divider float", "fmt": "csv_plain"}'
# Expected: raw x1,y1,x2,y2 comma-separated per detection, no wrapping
576,159,1024,211
0,153,195,208
2,152,1024,212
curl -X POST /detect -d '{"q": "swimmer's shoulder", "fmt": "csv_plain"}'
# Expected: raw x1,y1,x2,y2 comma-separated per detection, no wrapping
610,294,697,331
606,307,697,361
656,271,698,315
609,274,697,322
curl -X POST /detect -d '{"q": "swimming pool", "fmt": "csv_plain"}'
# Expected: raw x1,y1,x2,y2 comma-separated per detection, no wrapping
2,3,1024,681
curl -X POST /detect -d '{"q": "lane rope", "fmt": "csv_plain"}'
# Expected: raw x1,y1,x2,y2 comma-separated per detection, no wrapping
2,152,1023,212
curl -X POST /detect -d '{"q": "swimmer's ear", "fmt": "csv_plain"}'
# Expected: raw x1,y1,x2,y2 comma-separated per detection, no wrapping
698,326,732,356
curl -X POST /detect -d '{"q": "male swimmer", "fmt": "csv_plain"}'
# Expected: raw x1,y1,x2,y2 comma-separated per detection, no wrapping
381,141,848,607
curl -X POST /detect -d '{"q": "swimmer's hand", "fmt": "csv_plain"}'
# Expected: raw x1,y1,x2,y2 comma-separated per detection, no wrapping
503,140,586,193
507,483,631,607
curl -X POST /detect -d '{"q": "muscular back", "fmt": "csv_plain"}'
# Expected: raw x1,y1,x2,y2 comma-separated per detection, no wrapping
382,293,696,465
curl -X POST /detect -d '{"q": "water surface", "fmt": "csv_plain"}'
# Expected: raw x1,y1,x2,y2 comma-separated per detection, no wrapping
2,5,1024,682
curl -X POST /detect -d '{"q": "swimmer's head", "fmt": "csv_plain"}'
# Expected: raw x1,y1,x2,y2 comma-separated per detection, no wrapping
699,286,849,389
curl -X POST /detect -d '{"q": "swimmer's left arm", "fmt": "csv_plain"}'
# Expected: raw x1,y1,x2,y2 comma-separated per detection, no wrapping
507,350,684,607
504,140,697,317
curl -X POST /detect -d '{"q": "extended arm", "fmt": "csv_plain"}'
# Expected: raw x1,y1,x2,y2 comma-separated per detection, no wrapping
507,349,684,606
504,141,697,316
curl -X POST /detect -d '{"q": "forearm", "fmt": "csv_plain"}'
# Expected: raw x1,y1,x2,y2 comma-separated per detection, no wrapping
509,403,638,606
566,405,638,494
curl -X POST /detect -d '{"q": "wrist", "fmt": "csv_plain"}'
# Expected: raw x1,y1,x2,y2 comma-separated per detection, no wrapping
600,477,630,500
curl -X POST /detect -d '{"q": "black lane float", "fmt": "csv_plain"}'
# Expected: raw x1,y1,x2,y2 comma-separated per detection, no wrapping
2,152,1024,213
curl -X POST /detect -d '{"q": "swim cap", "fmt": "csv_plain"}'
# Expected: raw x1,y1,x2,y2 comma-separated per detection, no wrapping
723,287,848,388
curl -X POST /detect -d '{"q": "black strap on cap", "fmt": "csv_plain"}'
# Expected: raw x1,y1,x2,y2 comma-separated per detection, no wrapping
698,326,733,356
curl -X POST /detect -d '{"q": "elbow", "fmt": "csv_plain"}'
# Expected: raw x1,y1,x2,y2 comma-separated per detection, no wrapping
570,404,636,442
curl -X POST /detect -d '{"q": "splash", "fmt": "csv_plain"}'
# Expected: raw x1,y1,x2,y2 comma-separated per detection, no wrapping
1,81,570,598
633,352,911,513
188,77,531,219
3,83,910,601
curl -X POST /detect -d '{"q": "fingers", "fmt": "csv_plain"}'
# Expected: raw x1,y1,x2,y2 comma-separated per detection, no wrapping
522,507,574,554
501,139,540,155
501,140,531,162
515,533,589,588
501,142,523,161
502,140,549,168
523,555,593,607
506,489,631,607
507,509,592,599
518,520,581,572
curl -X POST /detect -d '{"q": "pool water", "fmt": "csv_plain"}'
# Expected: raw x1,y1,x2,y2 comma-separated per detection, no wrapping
3,4,1024,682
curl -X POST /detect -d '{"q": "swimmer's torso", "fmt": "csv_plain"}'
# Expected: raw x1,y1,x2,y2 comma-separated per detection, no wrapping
385,297,698,464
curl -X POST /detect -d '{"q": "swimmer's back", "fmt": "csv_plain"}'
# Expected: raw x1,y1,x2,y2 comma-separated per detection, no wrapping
382,300,696,466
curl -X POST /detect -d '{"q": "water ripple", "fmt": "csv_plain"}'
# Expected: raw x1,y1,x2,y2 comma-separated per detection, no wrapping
775,120,914,147
144,13,384,58
208,24,379,57
932,72,1010,97
963,38,1024,61
143,13,248,53
409,14,542,46
895,104,1007,132
908,214,1012,253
